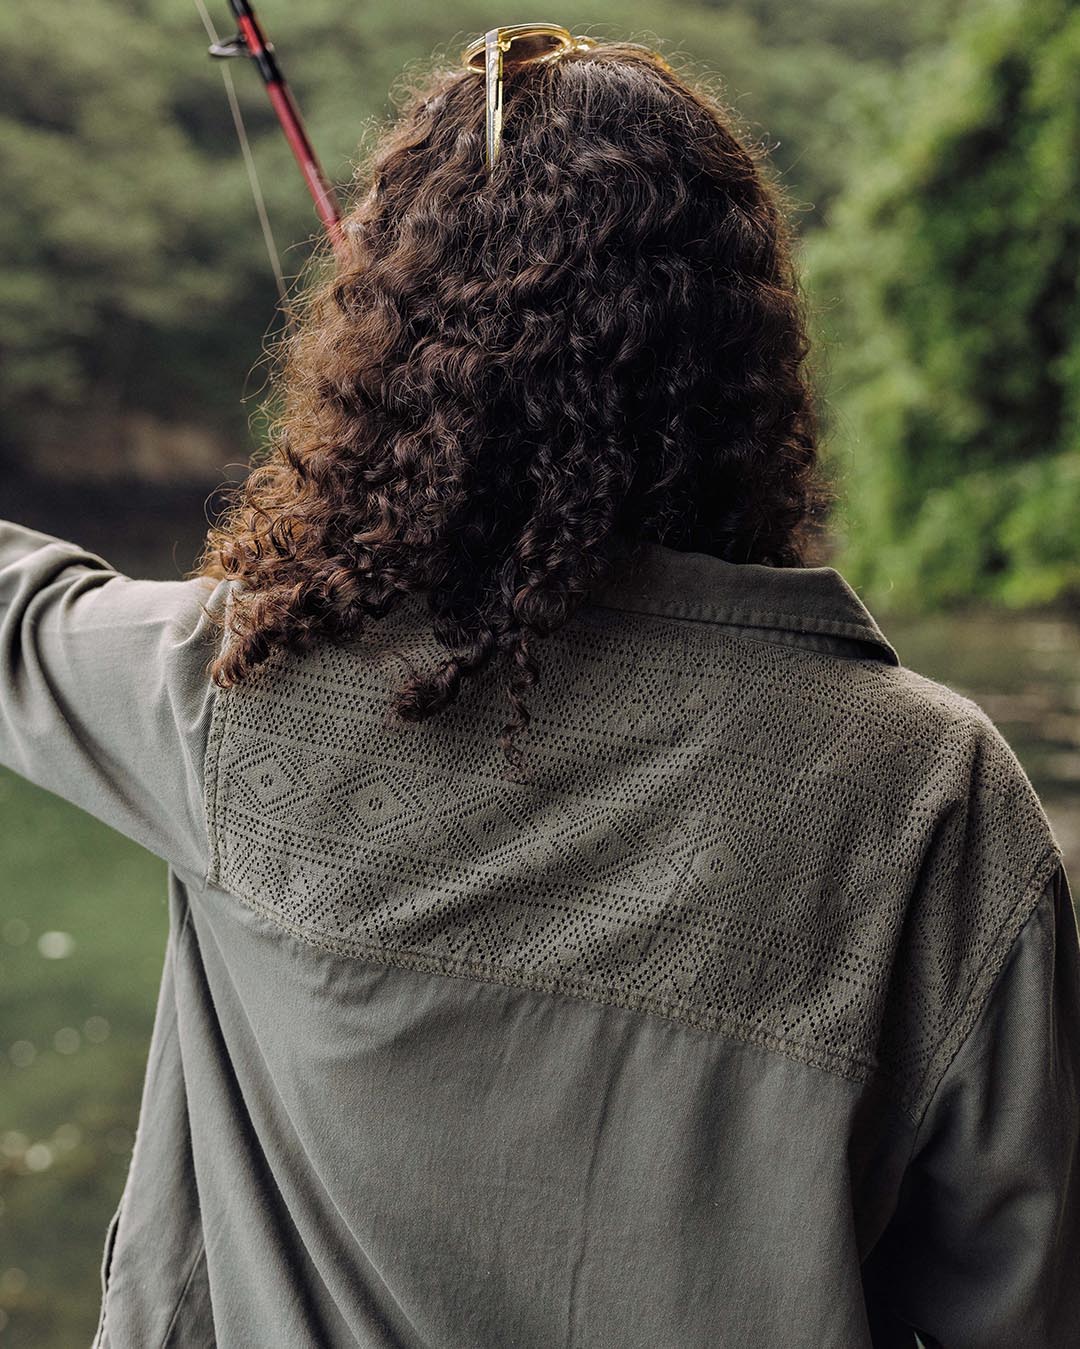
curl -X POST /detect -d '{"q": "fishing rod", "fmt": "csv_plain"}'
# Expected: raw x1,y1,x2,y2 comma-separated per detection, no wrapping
199,0,346,266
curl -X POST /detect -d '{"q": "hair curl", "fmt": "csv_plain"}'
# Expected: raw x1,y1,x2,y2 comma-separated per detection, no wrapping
192,36,829,781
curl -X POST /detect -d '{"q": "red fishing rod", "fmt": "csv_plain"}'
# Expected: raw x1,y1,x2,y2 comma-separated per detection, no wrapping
206,0,346,257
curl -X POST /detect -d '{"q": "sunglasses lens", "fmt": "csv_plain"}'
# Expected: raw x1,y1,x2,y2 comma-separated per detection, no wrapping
504,32,567,65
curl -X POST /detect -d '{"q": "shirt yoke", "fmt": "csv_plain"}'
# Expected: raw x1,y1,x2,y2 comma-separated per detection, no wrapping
202,592,1060,1125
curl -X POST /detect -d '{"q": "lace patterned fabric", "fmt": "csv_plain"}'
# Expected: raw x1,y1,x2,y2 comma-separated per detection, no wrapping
204,576,1059,1126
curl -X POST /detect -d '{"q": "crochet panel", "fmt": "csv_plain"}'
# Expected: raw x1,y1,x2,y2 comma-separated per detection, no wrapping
203,594,1059,1123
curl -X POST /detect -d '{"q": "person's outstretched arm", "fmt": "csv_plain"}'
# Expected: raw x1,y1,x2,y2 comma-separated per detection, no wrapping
864,858,1080,1347
0,519,229,880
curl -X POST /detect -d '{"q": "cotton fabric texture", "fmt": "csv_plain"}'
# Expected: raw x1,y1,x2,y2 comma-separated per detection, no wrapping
0,518,1078,1349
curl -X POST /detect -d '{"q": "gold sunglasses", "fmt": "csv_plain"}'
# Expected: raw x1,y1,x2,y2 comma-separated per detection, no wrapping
461,23,599,173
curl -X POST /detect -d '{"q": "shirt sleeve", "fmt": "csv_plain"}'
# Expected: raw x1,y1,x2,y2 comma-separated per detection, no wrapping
0,519,232,880
863,857,1080,1348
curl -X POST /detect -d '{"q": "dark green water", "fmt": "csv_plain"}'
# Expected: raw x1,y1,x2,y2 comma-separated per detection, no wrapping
883,607,1080,882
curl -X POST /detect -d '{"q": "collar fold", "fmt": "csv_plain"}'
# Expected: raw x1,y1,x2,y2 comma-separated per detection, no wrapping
589,538,900,666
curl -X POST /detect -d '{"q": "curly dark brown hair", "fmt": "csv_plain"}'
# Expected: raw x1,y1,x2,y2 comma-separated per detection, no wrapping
192,34,829,781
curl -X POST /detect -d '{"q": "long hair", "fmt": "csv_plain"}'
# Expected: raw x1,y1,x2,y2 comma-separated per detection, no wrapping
192,36,828,780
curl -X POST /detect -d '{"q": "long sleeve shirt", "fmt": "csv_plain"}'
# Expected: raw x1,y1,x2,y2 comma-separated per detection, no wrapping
0,517,1078,1349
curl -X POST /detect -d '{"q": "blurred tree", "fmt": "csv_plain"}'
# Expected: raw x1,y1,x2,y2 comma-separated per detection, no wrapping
0,0,955,487
807,0,1080,609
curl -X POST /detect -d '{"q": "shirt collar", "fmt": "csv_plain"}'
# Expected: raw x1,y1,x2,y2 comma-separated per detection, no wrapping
589,537,900,666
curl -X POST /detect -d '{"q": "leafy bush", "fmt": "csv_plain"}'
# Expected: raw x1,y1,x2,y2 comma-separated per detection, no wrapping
807,0,1080,610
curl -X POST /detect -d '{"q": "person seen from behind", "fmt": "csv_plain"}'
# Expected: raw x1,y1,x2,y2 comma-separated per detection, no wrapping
1,21,1078,1348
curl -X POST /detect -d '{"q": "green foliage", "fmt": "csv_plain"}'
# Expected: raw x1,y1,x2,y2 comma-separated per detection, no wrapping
806,0,1080,611
2,0,1073,605
0,0,955,475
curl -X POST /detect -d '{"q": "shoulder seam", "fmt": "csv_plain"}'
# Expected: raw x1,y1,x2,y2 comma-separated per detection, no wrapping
202,684,230,890
909,844,1064,1133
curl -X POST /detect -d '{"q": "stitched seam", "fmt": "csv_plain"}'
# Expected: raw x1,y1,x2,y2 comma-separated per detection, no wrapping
154,902,210,1348
202,685,232,889
587,597,895,658
92,902,199,1349
157,1239,208,1349
590,596,874,636
210,875,886,1090
907,844,1063,1131
700,624,895,667
92,1195,125,1349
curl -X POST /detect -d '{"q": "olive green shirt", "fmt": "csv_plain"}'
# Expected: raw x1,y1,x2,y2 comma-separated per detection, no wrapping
1,519,1078,1348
